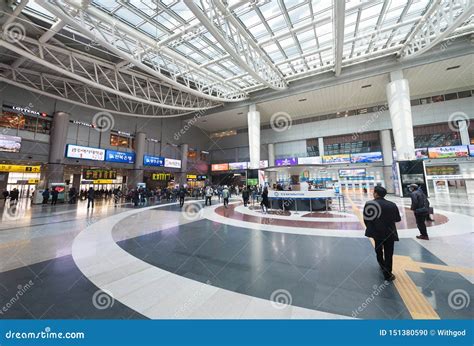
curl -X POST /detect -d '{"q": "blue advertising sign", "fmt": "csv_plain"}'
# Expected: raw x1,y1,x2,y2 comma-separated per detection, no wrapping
143,155,164,167
105,150,135,164
350,151,383,163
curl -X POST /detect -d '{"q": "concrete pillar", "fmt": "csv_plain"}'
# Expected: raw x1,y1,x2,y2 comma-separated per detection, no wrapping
131,131,146,187
72,173,81,191
458,120,470,145
318,137,325,157
248,104,261,169
268,143,275,167
386,70,416,161
179,143,189,185
380,129,394,193
44,111,70,186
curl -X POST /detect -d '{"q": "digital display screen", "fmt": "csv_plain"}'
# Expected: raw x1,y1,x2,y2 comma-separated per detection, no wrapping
105,150,135,164
339,168,366,177
322,154,351,164
350,152,382,163
211,163,229,171
297,156,322,165
229,162,248,170
66,144,105,161
275,157,298,166
82,169,117,180
0,134,21,153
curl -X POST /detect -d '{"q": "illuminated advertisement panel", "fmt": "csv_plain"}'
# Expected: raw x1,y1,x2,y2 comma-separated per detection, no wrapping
211,163,229,171
66,144,105,161
428,146,469,159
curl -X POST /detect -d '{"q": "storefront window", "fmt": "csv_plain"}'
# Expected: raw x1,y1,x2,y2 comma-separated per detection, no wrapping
0,113,24,129
0,111,51,134
110,134,131,148
37,117,51,134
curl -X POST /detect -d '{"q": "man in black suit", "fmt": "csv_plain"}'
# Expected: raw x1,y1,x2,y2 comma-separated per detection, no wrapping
363,186,401,281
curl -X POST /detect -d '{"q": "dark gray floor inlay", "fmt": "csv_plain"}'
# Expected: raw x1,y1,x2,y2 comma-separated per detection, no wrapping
117,219,418,319
0,256,145,319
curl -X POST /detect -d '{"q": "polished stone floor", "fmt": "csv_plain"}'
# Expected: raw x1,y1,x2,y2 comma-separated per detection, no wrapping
0,192,472,319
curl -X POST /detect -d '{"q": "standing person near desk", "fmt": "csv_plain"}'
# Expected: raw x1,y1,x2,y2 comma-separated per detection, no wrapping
408,184,430,240
51,188,59,205
42,188,50,205
242,186,250,207
222,185,230,208
363,186,401,282
178,185,187,208
261,187,269,214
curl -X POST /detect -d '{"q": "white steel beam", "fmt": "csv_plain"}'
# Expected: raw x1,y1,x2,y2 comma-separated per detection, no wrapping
398,0,474,59
186,0,287,90
0,36,218,111
39,0,247,102
333,0,346,76
0,63,194,118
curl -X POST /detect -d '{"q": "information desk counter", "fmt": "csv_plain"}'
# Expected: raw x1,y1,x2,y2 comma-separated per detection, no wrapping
267,190,345,212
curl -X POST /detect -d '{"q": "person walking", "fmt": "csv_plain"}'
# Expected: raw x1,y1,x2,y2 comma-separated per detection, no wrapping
178,185,187,207
363,186,401,281
42,188,50,205
10,188,19,205
222,185,230,208
113,187,122,207
242,186,250,207
51,188,59,205
2,190,9,204
251,186,257,206
87,187,95,209
205,186,213,206
409,184,430,240
260,186,269,214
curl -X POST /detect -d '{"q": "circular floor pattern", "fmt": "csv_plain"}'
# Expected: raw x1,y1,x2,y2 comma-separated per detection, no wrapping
215,203,448,230
201,202,470,238
71,201,352,319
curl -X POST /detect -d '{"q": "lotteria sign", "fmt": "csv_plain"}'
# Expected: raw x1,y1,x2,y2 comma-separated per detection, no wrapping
105,150,135,164
143,155,165,167
66,144,105,161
